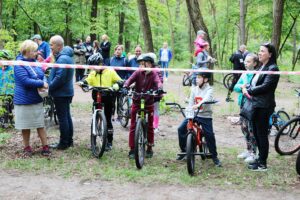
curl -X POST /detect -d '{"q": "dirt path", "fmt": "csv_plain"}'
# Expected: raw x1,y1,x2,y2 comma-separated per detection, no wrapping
1,73,299,199
1,170,299,200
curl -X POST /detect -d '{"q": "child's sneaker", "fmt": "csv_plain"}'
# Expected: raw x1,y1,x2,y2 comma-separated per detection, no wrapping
128,149,134,159
248,162,267,172
212,157,222,167
154,128,160,134
41,145,51,157
23,146,33,158
145,146,153,158
237,151,250,159
244,153,256,164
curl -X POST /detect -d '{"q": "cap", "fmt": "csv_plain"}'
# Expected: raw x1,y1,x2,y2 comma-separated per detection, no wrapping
197,30,206,36
31,34,42,40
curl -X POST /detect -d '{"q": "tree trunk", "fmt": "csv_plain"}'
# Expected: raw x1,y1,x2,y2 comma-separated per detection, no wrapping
125,40,130,54
271,0,285,55
0,0,3,29
12,6,17,41
65,3,72,46
90,0,98,42
239,0,247,45
118,11,125,45
175,0,181,21
104,8,109,33
137,0,154,52
185,0,212,56
166,0,175,61
292,21,297,66
33,22,39,34
188,19,193,64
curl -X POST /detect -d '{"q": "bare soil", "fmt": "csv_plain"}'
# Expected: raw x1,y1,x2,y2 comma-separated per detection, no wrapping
1,73,300,200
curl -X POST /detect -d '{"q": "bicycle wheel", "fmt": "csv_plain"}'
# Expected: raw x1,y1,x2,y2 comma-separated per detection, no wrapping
223,73,234,89
199,135,209,160
134,118,146,169
91,110,108,158
186,132,196,175
275,110,290,134
296,150,300,175
274,117,300,155
119,95,130,128
182,73,192,86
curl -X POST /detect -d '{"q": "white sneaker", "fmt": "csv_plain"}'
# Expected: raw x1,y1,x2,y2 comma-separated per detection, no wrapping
244,153,256,164
237,151,250,159
154,128,160,134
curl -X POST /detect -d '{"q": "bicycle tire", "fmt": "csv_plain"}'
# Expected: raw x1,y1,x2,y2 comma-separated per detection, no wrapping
134,118,145,169
182,74,192,86
199,135,208,160
275,110,290,134
186,133,196,175
296,150,300,175
223,73,234,89
91,110,108,158
274,117,300,155
119,95,130,128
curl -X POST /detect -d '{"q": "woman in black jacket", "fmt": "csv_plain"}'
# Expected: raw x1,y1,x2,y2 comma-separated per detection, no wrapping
242,43,280,171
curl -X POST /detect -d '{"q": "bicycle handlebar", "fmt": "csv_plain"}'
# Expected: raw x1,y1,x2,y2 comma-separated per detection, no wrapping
130,90,166,97
80,84,114,93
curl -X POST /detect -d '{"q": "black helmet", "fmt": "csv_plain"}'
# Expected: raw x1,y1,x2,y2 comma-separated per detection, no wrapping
87,53,103,65
196,70,212,80
142,56,154,64
0,50,13,60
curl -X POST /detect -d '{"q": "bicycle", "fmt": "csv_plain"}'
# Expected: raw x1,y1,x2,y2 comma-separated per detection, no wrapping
223,73,235,102
0,94,14,128
274,89,300,155
166,101,218,175
182,72,192,86
43,96,58,126
133,89,166,169
268,110,290,135
80,84,113,158
117,88,132,128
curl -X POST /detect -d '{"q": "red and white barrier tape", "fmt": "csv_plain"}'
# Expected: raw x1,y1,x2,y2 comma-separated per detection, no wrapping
1,60,299,75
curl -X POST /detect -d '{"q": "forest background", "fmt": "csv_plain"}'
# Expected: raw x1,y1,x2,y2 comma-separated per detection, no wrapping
0,0,299,73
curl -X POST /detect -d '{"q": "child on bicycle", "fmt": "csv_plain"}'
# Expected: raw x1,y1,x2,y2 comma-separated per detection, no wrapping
0,50,14,95
123,53,163,159
79,53,122,151
234,53,260,163
177,70,222,167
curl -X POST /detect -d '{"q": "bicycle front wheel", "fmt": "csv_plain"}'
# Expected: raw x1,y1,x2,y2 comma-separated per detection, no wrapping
296,150,300,175
119,95,130,128
223,73,234,89
91,110,108,158
186,132,196,175
134,118,146,169
274,117,300,155
275,110,290,134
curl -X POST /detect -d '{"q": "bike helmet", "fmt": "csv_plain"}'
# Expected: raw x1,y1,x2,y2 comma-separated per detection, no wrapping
87,52,103,65
0,50,13,60
142,56,154,64
196,70,212,80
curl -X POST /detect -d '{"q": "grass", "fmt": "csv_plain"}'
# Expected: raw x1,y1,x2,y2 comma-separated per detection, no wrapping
0,132,12,145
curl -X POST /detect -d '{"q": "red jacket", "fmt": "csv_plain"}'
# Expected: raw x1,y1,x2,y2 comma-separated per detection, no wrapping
124,69,162,105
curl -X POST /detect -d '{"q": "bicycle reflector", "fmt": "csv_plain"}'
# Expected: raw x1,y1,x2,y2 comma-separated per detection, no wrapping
185,108,195,119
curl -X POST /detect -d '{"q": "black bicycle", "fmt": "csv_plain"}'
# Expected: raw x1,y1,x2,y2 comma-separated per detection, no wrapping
223,73,235,102
0,94,14,128
182,72,192,86
43,96,58,126
274,89,300,155
117,89,132,128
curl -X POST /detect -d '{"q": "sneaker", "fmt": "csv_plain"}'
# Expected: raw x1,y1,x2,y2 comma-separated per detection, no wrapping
237,151,250,159
248,162,267,171
176,153,186,161
145,149,153,158
105,142,112,151
128,150,134,159
41,145,51,157
154,128,160,134
23,146,33,158
244,153,256,164
269,129,277,136
213,157,222,167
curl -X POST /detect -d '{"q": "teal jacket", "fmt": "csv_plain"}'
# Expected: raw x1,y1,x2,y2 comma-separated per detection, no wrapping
233,73,254,106
0,66,14,95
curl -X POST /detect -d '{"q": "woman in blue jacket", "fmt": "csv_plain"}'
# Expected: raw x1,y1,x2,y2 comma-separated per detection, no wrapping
14,40,50,157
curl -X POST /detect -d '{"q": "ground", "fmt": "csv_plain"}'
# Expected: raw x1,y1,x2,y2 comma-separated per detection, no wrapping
0,73,299,200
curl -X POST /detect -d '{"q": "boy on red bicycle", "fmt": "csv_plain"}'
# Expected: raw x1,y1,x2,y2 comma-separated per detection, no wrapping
123,53,163,159
79,53,122,151
177,71,222,167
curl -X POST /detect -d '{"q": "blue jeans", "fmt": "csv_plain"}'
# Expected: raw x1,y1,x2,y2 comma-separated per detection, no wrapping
53,96,74,146
161,61,169,78
177,117,218,158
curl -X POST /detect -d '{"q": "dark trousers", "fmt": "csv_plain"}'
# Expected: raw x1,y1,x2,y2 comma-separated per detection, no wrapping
252,107,274,165
229,73,241,92
178,117,218,158
75,69,85,82
53,96,74,146
101,95,114,143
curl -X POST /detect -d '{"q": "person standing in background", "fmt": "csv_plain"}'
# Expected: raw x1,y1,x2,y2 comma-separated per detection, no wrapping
100,34,111,66
158,42,172,81
31,34,51,62
73,38,87,81
83,36,93,64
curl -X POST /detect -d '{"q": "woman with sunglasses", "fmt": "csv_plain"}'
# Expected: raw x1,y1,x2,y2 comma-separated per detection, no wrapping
241,43,280,171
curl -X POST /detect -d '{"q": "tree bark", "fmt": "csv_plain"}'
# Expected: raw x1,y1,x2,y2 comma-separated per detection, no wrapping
137,0,154,52
185,0,212,56
292,21,297,66
271,0,285,55
65,2,72,46
166,0,175,61
104,8,109,33
175,0,181,21
239,0,247,45
90,0,98,42
0,0,3,29
118,11,125,45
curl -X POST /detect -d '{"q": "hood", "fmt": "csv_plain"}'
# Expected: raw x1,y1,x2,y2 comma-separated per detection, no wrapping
16,53,35,62
57,46,74,58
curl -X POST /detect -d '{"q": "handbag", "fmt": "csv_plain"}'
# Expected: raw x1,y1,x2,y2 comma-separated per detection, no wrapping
240,98,254,121
29,66,48,98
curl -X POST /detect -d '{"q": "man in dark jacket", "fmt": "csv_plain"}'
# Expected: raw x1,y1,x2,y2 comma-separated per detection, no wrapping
48,35,75,150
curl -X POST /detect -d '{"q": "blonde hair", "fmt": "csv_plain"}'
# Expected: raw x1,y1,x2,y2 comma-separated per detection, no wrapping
115,44,123,51
20,40,38,55
102,34,109,41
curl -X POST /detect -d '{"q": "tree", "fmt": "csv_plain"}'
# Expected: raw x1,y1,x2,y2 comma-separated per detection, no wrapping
137,0,154,52
0,0,3,29
239,0,247,45
271,0,285,54
90,0,98,41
